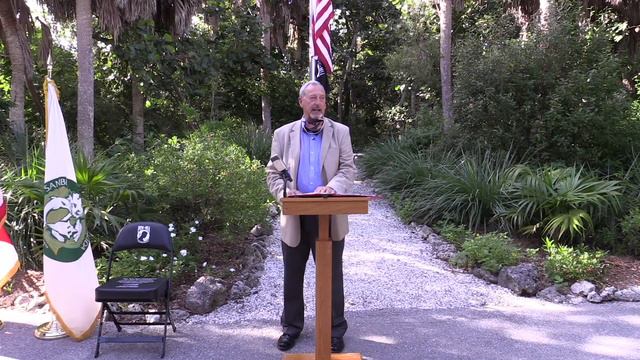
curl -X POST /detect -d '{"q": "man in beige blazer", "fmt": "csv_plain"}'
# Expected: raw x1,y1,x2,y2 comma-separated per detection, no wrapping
266,80,356,353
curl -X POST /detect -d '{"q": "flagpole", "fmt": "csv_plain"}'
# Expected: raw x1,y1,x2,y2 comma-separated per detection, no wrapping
309,0,316,80
35,53,69,341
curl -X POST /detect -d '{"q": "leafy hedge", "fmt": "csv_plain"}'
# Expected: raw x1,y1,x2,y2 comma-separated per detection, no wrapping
127,128,270,238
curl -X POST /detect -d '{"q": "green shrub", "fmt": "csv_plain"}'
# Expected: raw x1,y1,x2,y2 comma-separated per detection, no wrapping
500,166,621,243
451,232,522,273
0,147,143,269
620,208,640,256
434,221,474,249
454,8,638,170
204,118,272,165
135,128,270,238
543,238,607,284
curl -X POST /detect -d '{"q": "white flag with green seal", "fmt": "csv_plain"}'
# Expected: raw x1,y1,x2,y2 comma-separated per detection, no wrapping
43,79,100,340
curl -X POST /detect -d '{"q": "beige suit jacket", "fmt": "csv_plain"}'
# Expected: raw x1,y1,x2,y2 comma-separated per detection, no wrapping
266,118,356,247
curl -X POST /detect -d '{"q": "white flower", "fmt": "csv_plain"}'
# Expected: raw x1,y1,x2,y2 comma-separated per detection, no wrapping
162,253,168,257
194,220,200,225
190,227,196,233
198,236,203,241
180,249,188,257
168,223,175,231
202,262,208,267
149,256,155,261
229,268,236,272
170,233,176,238
140,256,148,261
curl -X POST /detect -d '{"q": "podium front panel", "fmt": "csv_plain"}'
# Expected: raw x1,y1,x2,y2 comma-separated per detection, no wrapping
281,197,369,216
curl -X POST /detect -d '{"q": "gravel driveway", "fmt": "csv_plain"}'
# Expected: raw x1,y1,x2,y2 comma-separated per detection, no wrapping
188,180,536,326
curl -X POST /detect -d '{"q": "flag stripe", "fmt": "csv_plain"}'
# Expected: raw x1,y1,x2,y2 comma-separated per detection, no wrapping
312,0,334,73
0,230,19,289
0,193,19,289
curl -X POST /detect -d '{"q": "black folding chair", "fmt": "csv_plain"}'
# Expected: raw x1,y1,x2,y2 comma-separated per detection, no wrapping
94,222,176,358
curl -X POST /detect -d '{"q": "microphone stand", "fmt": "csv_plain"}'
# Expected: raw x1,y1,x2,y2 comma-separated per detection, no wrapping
281,173,288,198
280,170,292,198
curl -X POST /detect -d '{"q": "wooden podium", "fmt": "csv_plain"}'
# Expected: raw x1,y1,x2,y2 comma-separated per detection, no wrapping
281,195,369,360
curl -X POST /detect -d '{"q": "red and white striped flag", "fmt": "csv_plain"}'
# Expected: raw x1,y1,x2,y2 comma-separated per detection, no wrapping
312,0,335,74
0,188,19,289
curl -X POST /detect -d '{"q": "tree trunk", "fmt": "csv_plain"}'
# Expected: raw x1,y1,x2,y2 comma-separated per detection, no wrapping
338,32,358,122
0,1,27,161
539,0,550,31
259,1,272,133
439,0,454,132
131,76,144,153
76,0,94,161
410,87,417,116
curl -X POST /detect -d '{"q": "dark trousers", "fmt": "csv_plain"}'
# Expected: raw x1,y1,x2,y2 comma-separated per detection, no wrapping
281,215,348,338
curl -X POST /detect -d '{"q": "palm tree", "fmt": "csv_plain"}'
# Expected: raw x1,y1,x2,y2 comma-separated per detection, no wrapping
258,0,273,134
428,0,462,133
0,1,27,159
40,0,204,156
256,0,308,133
439,0,454,132
76,0,93,160
0,0,44,162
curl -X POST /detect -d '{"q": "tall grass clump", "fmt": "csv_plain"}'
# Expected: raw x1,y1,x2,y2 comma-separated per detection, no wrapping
410,149,517,230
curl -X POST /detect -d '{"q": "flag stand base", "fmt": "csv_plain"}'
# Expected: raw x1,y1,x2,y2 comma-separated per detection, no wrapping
34,319,68,340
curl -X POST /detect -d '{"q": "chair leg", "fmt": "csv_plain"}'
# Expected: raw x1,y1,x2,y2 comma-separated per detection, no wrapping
161,298,169,358
94,304,106,358
105,303,122,332
166,300,176,333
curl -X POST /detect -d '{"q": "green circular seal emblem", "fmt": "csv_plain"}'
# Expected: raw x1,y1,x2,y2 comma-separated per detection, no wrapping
43,177,88,262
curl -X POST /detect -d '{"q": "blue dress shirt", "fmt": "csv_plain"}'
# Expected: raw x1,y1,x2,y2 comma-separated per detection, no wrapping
297,123,324,193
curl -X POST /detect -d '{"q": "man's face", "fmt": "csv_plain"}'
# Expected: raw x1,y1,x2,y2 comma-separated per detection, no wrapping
299,84,326,123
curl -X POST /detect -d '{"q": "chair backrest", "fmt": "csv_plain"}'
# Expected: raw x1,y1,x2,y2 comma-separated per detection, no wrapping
113,222,173,253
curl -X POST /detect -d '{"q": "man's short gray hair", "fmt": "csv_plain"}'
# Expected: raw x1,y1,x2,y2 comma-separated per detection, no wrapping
299,80,325,98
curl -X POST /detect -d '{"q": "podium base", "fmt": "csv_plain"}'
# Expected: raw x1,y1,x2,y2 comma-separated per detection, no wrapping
283,353,363,360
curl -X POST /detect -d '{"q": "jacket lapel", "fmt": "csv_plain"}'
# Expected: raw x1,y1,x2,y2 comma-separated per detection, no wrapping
321,119,333,166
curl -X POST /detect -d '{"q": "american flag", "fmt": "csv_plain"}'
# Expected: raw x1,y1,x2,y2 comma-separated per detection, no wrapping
312,0,334,74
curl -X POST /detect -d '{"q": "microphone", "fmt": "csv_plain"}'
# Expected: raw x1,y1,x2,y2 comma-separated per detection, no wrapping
271,155,292,182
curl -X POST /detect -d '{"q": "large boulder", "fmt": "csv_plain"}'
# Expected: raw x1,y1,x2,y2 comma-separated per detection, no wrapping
600,286,617,302
498,263,540,296
536,285,567,303
184,276,227,314
570,280,596,296
614,286,640,302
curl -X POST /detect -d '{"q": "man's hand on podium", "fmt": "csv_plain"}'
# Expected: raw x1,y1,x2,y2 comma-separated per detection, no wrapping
313,186,336,195
286,189,302,197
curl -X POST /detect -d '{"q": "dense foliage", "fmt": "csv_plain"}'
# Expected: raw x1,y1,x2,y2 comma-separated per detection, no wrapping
455,11,639,169
124,127,270,237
